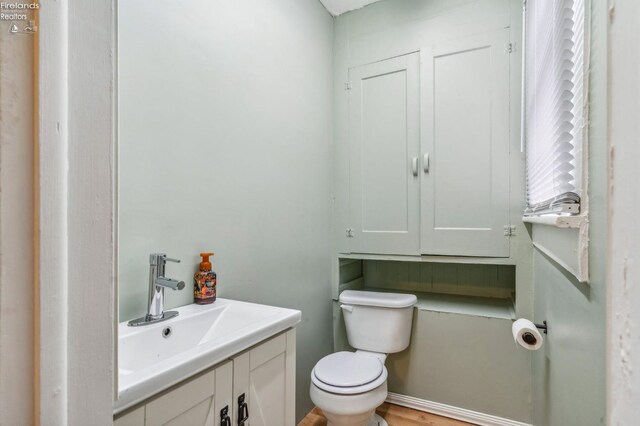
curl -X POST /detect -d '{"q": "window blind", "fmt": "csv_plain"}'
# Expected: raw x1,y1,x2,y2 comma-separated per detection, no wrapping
524,0,586,215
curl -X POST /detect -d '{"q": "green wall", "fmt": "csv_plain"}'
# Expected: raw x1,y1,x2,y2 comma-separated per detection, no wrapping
118,0,334,419
332,0,534,423
531,1,607,424
117,0,607,423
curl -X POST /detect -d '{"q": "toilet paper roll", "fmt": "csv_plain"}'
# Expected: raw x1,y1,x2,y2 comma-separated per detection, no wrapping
512,318,543,351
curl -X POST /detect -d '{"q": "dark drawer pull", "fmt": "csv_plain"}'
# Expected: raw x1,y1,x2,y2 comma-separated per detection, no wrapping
220,405,231,426
238,393,249,425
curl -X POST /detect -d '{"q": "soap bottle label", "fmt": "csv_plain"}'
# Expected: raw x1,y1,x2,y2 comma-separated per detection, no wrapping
194,271,216,303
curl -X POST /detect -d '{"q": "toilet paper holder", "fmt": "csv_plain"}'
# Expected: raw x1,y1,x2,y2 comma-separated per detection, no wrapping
513,319,548,349
521,321,547,347
534,321,548,334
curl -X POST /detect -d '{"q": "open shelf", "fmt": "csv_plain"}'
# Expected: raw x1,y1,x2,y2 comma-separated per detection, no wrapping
336,257,517,320
336,285,515,320
339,253,516,266
363,287,515,320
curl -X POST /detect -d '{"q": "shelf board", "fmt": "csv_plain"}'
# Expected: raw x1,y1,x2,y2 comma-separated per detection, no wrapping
338,259,362,267
522,214,586,229
338,277,364,294
339,253,516,266
362,287,515,320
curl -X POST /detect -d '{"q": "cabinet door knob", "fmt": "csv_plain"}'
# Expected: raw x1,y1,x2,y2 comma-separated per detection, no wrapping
423,153,430,173
412,157,419,177
238,393,249,425
220,406,231,426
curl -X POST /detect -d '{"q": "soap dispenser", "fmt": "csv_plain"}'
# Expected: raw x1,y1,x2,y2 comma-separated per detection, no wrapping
194,252,217,305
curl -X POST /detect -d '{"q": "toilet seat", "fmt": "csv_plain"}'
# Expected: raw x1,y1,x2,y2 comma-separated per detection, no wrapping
311,352,388,395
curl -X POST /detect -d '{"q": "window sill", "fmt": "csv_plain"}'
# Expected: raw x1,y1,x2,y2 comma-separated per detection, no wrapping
522,214,587,229
523,214,589,283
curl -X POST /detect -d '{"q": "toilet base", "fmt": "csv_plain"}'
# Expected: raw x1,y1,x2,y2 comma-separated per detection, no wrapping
326,412,387,426
368,413,388,426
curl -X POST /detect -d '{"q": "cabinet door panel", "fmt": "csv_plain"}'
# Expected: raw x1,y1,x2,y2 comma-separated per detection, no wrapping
162,398,214,426
232,352,251,426
145,369,215,426
349,53,421,255
115,407,145,426
214,361,234,426
249,333,286,370
421,30,510,257
249,353,286,426
232,331,295,426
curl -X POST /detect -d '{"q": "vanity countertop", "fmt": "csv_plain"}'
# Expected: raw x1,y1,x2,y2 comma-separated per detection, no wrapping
114,299,301,414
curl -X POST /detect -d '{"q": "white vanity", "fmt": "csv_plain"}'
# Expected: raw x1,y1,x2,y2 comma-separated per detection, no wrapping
114,299,301,426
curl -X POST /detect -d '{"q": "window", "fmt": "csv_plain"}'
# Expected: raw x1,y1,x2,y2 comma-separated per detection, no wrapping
524,0,587,216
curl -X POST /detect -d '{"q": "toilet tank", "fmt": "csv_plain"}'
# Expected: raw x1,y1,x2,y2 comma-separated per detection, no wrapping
339,290,417,354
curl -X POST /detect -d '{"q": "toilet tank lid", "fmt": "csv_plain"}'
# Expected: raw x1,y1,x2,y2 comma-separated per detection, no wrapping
339,290,417,308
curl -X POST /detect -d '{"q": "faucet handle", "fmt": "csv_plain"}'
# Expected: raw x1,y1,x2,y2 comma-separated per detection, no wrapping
149,253,181,265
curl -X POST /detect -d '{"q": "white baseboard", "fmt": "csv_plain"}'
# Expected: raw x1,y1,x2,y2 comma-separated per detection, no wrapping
385,392,532,426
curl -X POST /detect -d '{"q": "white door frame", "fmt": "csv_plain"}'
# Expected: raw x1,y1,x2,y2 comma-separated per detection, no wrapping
38,1,116,424
607,0,640,424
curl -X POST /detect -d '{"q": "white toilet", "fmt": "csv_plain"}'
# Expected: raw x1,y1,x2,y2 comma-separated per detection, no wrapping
310,290,417,426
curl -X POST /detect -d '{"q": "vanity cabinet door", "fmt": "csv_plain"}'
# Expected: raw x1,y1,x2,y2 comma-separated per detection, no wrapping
114,407,144,426
232,330,296,426
145,369,216,426
420,29,511,257
214,361,234,426
348,52,421,255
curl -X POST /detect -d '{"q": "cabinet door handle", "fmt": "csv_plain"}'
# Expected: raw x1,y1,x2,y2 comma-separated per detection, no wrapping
238,393,249,425
423,153,430,173
220,406,231,426
412,157,419,177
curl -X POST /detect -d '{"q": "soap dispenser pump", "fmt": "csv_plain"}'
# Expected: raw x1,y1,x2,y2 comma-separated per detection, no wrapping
194,252,216,305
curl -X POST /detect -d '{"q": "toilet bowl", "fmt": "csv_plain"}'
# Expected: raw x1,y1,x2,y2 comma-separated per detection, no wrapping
309,290,417,426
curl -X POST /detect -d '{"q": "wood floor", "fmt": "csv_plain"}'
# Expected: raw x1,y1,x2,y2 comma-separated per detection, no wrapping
298,403,476,426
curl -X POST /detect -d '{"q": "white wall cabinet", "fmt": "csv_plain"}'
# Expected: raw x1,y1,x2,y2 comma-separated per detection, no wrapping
346,30,511,258
420,29,511,257
113,330,296,426
348,52,421,255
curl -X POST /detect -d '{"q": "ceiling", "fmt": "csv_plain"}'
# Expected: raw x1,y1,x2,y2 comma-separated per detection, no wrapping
319,0,384,16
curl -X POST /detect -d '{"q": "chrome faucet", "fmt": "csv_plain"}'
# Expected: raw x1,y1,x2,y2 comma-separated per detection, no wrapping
128,253,186,326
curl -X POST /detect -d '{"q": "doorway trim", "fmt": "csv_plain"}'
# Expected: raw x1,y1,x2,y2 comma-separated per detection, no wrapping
37,0,117,423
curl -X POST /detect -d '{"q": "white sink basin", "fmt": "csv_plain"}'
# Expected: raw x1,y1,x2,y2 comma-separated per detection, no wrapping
114,298,301,413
